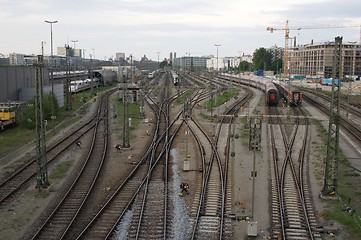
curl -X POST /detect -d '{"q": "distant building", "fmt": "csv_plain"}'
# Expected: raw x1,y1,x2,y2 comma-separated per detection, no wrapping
170,52,173,60
73,49,82,58
224,57,242,69
134,55,158,72
267,45,283,61
140,55,150,62
116,52,126,65
57,46,68,56
206,57,224,71
289,41,361,78
241,54,253,64
57,45,81,57
173,56,209,71
9,53,26,65
118,65,141,82
0,54,9,65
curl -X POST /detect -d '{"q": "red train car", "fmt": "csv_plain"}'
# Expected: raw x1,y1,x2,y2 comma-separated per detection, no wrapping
265,81,279,106
290,90,302,106
274,83,302,106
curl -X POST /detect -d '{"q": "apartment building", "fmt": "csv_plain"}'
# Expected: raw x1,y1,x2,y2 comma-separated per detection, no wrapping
289,41,361,79
173,56,209,71
9,53,26,65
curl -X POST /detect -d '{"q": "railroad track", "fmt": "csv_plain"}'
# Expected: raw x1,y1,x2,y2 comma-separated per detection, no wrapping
11,70,262,239
0,89,117,208
126,76,173,239
30,89,112,239
268,106,321,239
303,93,361,143
184,83,252,239
68,72,188,239
299,87,361,118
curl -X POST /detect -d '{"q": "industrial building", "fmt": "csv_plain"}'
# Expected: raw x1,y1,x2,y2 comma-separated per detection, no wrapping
173,56,209,71
289,41,361,79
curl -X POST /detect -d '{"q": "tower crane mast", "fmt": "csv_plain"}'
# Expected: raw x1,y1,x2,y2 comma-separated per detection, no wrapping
267,20,359,79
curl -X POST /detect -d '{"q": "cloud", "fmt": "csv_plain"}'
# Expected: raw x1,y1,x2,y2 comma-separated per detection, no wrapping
1,0,360,60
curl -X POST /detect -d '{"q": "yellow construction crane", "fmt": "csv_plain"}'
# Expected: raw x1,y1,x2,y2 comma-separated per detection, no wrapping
266,20,359,79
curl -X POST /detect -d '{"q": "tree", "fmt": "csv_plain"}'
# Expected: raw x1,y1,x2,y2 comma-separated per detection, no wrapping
19,93,59,129
252,48,273,71
271,58,283,75
238,60,251,72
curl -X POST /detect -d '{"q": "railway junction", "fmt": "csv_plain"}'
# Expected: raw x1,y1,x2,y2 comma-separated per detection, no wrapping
0,70,361,239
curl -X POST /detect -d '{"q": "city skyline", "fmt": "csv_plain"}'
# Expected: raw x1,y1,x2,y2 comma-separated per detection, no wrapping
1,0,360,61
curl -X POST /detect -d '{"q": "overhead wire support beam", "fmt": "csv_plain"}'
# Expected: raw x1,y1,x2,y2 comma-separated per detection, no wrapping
322,36,343,196
35,55,50,189
122,55,131,148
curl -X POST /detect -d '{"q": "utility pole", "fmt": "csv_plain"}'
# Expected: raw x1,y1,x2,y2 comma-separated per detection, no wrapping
65,45,72,110
183,99,190,171
122,55,131,148
322,36,343,196
35,54,49,189
347,44,356,118
90,53,94,95
139,80,146,119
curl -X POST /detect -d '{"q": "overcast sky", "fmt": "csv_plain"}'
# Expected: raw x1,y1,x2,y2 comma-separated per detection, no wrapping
1,0,360,61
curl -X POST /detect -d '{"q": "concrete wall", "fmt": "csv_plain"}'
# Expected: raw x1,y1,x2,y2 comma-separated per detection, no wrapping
0,66,50,102
20,83,64,107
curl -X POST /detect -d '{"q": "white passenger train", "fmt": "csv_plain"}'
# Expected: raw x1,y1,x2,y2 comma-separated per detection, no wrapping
70,78,100,93
171,71,179,85
148,72,154,79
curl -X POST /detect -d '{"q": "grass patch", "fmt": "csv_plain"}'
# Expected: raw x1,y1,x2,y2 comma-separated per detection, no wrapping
116,101,142,141
178,89,195,104
49,161,72,180
202,88,238,109
34,190,50,198
198,112,217,122
326,201,361,239
56,115,83,130
0,128,35,160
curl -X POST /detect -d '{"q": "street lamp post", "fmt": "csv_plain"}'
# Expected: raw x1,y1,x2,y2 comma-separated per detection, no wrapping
214,44,221,72
156,51,160,63
71,40,78,50
45,20,58,132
